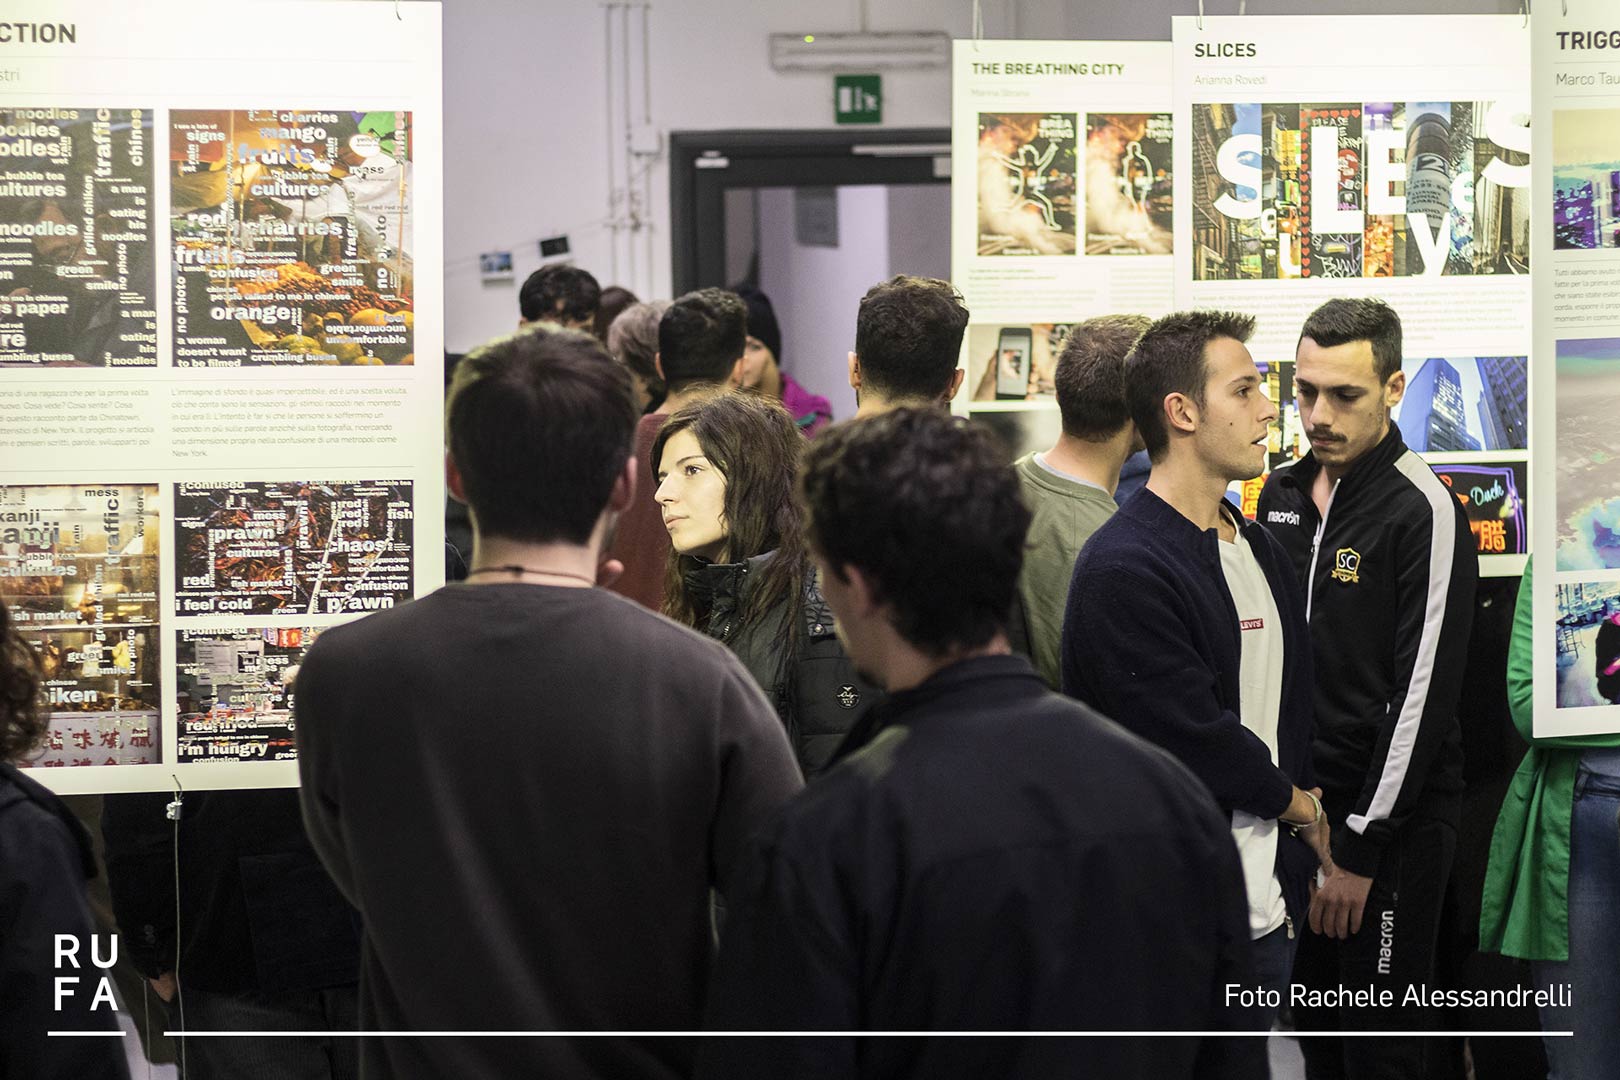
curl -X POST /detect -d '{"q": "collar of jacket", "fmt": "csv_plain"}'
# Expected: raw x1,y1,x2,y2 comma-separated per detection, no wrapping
872,653,1043,720
0,761,97,879
1274,420,1409,501
1120,486,1256,565
680,550,776,608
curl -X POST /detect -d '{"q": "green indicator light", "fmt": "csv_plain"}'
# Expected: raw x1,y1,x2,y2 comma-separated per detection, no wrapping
804,35,815,43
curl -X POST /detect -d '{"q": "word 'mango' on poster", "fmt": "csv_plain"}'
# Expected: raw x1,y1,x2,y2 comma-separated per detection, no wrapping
173,479,413,615
171,109,413,367
0,484,162,768
0,108,157,368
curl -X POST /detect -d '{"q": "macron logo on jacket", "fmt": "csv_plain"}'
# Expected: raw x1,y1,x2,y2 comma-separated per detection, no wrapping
1266,510,1301,526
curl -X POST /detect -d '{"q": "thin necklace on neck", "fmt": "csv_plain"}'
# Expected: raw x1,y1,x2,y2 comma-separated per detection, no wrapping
465,564,595,586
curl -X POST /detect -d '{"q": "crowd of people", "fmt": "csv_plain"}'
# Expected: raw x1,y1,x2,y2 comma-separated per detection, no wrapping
0,262,1609,1080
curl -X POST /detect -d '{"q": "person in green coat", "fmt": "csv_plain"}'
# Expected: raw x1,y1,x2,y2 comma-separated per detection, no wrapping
1481,559,1620,1078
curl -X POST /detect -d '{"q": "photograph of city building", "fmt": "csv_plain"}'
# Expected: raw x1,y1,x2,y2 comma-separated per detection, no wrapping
1392,356,1527,452
1192,100,1529,279
1555,578,1620,707
1553,108,1620,250
1557,337,1620,570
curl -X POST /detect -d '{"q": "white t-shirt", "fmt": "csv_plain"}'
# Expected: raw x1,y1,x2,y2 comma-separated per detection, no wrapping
1218,516,1289,938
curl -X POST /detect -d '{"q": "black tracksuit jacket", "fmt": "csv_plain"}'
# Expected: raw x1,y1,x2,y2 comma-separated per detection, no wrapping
1256,424,1476,878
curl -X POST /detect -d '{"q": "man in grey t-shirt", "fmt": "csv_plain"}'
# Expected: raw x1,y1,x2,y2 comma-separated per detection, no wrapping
296,324,801,1079
1013,314,1148,687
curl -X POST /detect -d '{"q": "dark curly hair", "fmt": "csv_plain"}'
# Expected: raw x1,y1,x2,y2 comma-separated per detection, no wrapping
0,600,44,764
653,392,807,633
800,409,1029,655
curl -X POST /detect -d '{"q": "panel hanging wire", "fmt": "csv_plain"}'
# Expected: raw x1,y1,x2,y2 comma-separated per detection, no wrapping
1198,0,1205,32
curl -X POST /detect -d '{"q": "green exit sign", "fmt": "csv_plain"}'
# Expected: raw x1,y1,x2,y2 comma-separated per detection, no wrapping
834,74,881,125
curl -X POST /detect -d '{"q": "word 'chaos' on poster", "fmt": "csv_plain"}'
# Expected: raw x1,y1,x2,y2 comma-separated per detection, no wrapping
1,1,443,795
1534,9,1620,737
951,41,1173,426
1174,15,1531,576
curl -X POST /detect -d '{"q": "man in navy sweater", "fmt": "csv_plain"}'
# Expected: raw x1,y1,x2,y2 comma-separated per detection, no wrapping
1063,310,1328,1029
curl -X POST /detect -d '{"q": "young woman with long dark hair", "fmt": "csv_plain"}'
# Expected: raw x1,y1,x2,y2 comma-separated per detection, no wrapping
652,392,873,777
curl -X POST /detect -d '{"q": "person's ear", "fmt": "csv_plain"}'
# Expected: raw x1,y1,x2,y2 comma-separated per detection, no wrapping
607,456,636,514
945,367,966,402
1164,391,1198,437
654,352,666,382
729,357,746,388
1384,369,1407,409
445,451,468,504
847,351,862,390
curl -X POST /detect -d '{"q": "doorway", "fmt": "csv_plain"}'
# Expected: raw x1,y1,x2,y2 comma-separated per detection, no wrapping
669,129,949,421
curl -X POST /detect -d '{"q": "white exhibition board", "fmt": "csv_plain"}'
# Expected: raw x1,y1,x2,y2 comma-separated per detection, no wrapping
1531,8,1620,736
1171,15,1531,576
0,1,444,792
950,40,1173,416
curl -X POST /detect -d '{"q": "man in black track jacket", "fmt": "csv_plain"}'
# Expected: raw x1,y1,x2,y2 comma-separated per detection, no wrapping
1257,298,1477,1079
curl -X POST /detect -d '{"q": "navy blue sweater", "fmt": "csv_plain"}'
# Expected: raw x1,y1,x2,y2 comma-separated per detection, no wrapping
1062,488,1318,925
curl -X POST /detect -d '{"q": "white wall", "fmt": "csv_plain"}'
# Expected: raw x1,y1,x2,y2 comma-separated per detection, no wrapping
442,0,997,350
438,0,1518,352
758,186,894,420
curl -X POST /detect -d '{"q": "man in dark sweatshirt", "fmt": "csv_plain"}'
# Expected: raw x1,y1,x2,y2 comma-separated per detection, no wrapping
1063,310,1327,1031
1257,298,1476,1078
700,408,1260,1079
295,324,801,1079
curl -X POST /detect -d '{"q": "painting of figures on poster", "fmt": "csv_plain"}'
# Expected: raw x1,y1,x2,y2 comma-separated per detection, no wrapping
1173,15,1531,575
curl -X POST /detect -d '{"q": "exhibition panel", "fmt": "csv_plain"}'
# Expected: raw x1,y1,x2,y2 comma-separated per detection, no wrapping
950,40,1173,414
1173,15,1531,574
0,1,444,793
1533,8,1620,736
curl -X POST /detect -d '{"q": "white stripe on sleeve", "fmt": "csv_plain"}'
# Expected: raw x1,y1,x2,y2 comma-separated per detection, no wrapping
1346,451,1456,836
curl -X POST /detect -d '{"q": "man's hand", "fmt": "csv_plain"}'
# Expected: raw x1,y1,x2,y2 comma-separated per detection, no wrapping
1308,866,1374,940
149,972,177,1003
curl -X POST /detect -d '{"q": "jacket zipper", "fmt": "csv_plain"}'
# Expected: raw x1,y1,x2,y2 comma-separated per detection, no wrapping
1305,478,1341,619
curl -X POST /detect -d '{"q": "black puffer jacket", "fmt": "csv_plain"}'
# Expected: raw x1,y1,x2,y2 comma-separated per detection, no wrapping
683,552,879,778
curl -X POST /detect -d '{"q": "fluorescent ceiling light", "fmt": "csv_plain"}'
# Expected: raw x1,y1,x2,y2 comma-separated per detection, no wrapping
770,31,950,72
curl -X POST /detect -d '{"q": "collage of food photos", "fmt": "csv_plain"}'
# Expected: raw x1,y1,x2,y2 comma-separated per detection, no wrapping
0,108,157,368
176,626,321,763
171,109,414,367
174,480,414,616
0,485,161,767
1190,100,1530,281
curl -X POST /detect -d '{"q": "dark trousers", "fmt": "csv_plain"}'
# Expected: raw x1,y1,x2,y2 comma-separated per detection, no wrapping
1294,815,1456,1079
168,984,359,1080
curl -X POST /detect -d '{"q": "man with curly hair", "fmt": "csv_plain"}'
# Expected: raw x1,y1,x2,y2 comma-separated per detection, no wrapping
698,409,1259,1078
